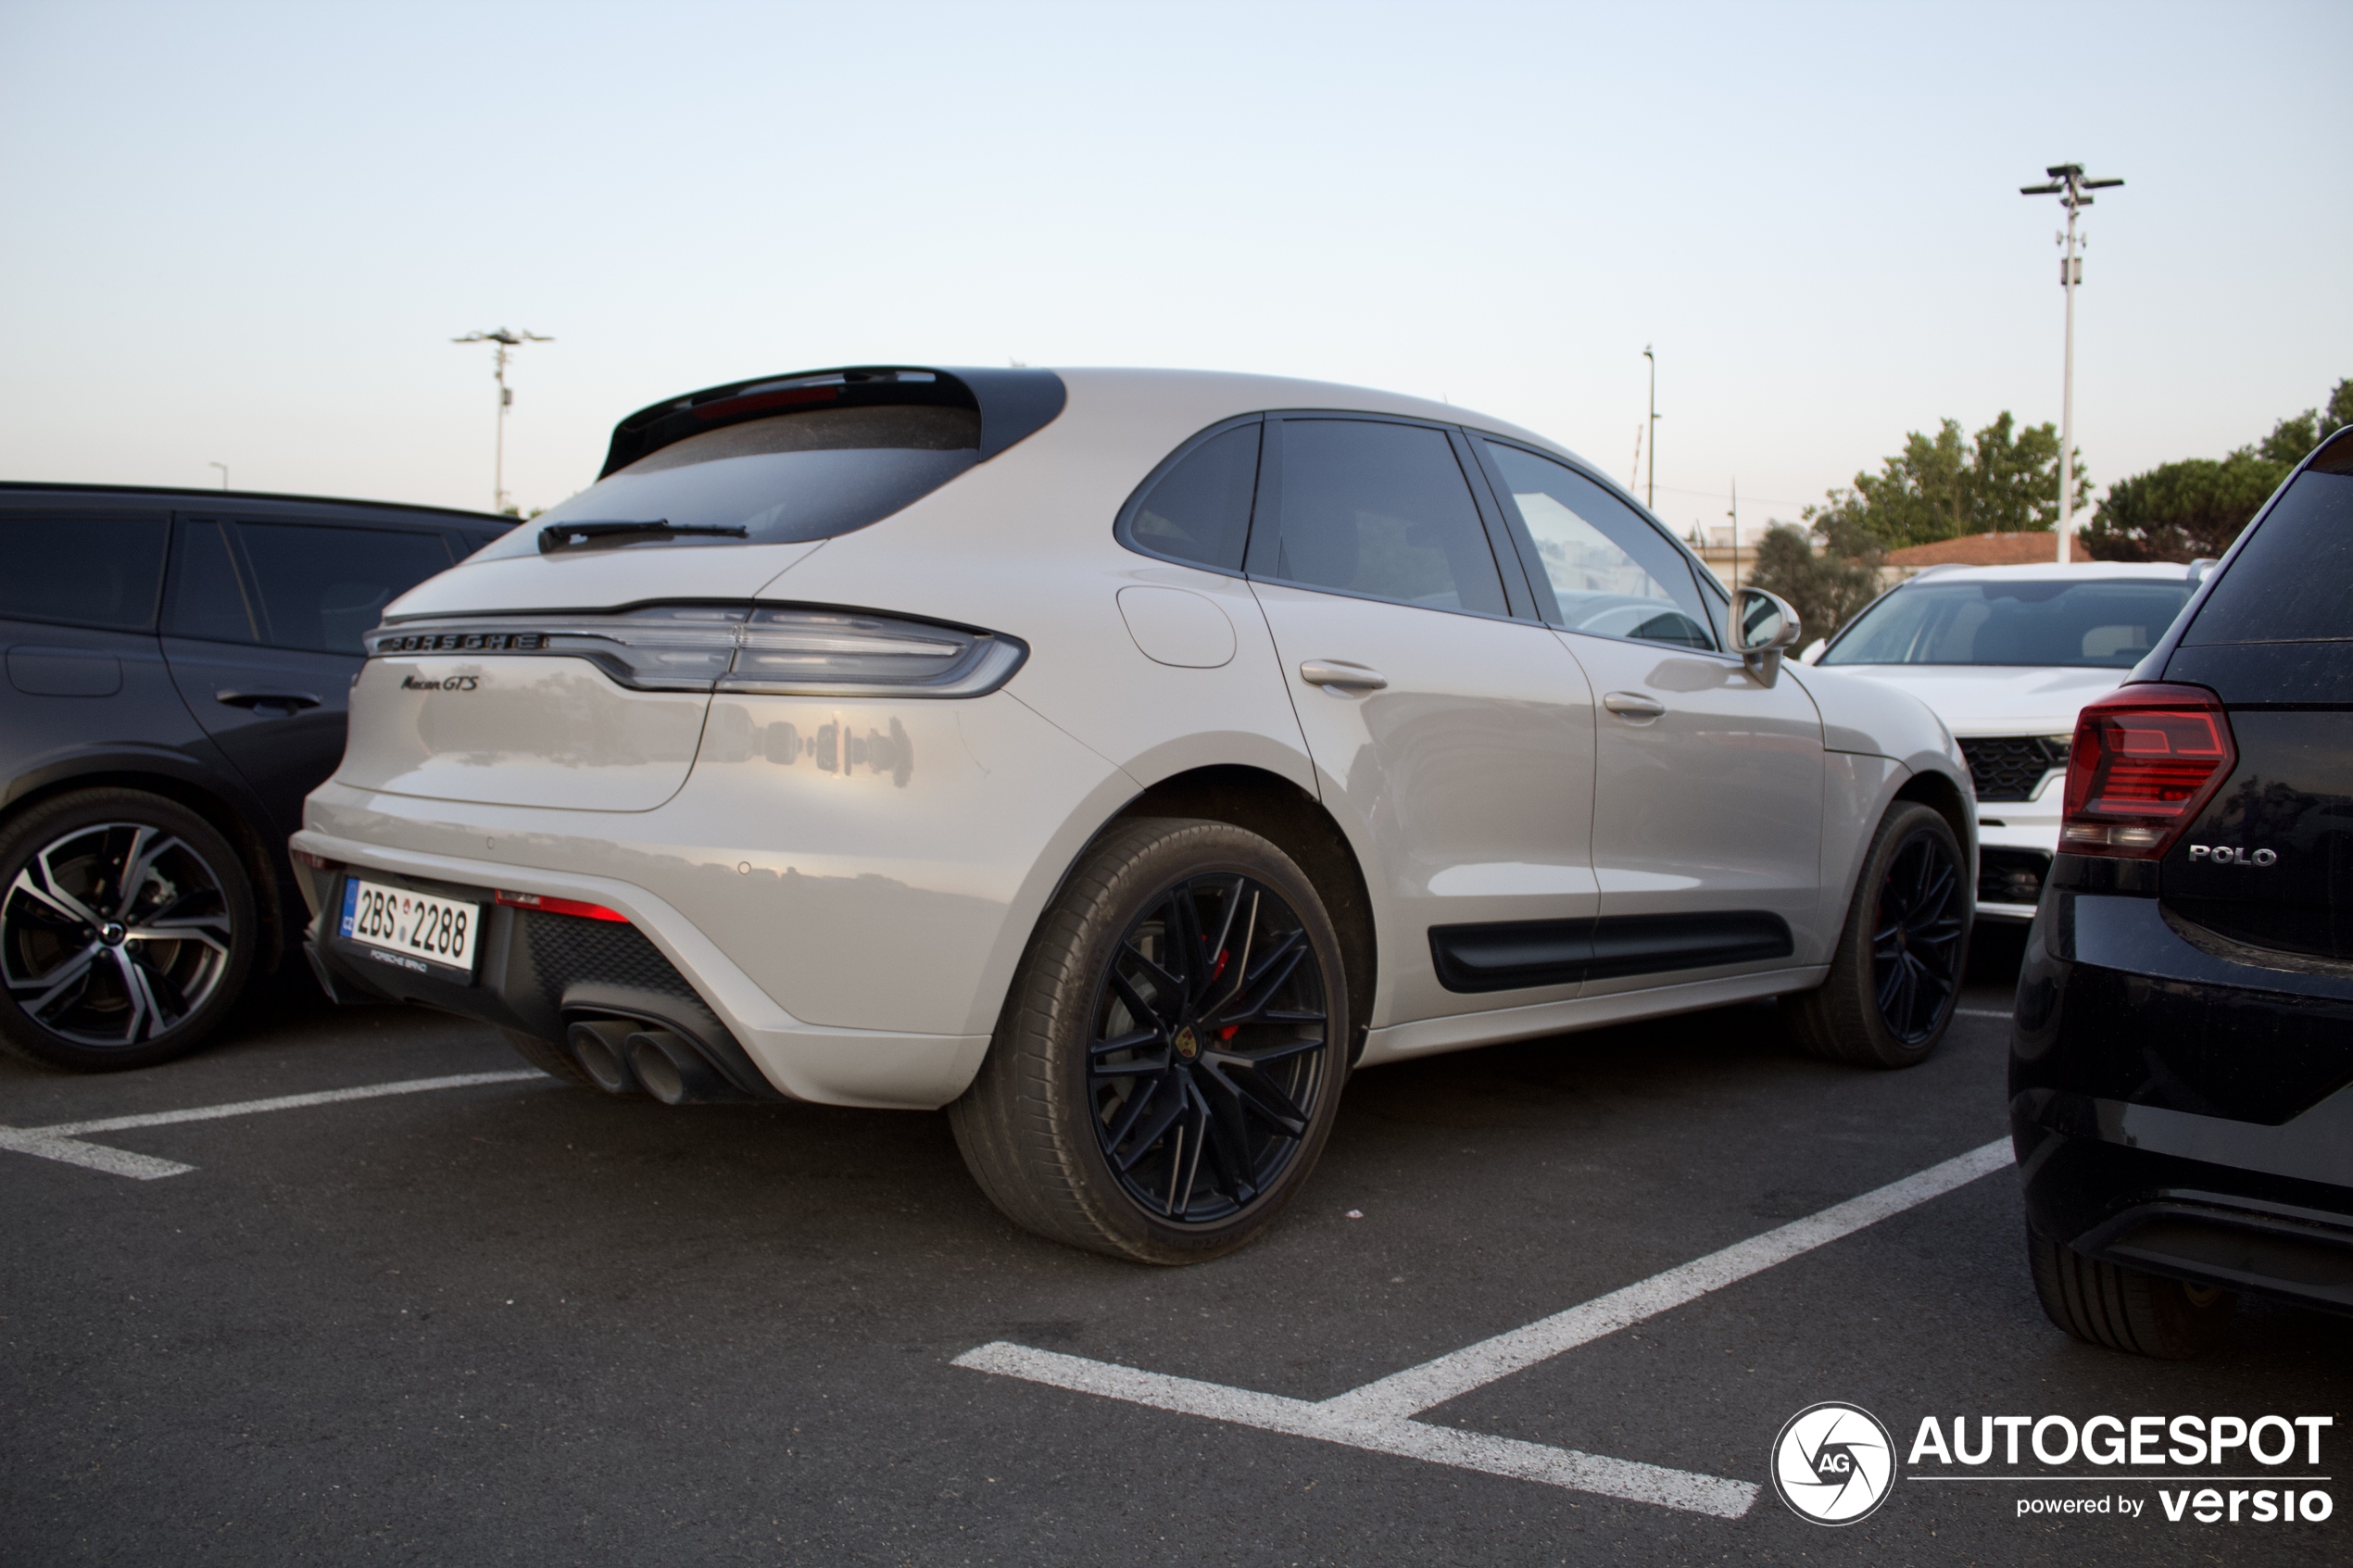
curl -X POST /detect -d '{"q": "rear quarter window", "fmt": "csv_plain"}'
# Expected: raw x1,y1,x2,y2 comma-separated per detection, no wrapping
1117,420,1262,573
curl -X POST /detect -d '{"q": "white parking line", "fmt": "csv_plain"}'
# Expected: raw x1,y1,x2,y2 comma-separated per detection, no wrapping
957,1136,2015,1517
0,1071,543,1180
1957,1007,2012,1019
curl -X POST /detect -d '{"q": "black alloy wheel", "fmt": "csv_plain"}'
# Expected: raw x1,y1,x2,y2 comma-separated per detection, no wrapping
1784,800,1971,1068
0,790,255,1072
1870,827,1967,1044
1088,872,1331,1225
950,817,1352,1263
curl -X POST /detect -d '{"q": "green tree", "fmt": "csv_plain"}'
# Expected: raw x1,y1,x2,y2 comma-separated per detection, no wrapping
2080,380,2351,562
1805,413,2088,550
1747,512,1885,645
2077,452,2285,562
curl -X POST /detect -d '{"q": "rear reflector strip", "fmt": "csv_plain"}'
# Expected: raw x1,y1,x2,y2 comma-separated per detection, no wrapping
495,889,628,922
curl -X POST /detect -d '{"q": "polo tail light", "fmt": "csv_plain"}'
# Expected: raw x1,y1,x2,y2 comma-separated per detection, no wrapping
2058,684,2236,859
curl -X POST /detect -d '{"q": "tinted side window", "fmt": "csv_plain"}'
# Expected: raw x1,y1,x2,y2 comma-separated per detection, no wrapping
2183,470,2353,645
1123,422,1261,572
237,523,453,655
1483,443,1716,649
0,513,169,632
1268,420,1506,615
164,520,261,643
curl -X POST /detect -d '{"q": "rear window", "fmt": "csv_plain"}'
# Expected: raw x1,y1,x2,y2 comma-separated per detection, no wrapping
1823,578,2195,668
0,513,169,632
477,405,981,558
2182,469,2353,645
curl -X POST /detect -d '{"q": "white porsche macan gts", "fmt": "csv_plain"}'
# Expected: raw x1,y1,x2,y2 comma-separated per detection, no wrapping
295,365,1977,1262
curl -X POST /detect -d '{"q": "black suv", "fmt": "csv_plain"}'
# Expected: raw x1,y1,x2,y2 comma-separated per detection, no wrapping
2012,426,2353,1356
0,484,510,1071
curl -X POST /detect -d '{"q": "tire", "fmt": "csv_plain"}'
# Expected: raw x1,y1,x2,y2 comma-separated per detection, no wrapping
498,1026,597,1089
0,788,258,1073
2027,1224,2235,1360
1785,800,1970,1068
949,817,1351,1264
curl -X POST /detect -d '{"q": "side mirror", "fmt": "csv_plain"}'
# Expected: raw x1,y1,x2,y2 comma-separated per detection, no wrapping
1798,638,1828,666
1731,586,1802,686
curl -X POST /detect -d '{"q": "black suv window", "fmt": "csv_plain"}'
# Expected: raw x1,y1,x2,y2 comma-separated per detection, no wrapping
1121,420,1261,573
1480,443,1716,649
1265,420,1506,616
2183,461,2353,645
164,520,262,643
238,523,454,655
0,513,169,632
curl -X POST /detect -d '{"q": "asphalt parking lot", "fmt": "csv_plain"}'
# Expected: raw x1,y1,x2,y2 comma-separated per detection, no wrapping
3,929,2343,1566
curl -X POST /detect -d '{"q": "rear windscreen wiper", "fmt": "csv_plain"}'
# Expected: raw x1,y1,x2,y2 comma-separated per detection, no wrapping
538,520,750,554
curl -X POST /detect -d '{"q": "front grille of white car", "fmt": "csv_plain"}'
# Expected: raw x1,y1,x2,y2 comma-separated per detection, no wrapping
1960,735,2070,802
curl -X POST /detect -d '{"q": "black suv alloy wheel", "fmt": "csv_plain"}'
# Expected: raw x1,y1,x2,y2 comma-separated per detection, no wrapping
0,790,254,1072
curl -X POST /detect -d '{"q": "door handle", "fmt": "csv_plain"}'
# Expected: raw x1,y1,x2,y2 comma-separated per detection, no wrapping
1602,691,1667,720
1299,660,1388,691
216,689,321,712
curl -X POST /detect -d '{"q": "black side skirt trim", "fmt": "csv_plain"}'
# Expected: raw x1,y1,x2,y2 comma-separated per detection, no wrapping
1428,911,1796,993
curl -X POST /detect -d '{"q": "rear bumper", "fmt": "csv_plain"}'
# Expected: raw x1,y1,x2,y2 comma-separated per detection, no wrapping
294,837,991,1109
291,687,1139,1108
2009,885,2353,1313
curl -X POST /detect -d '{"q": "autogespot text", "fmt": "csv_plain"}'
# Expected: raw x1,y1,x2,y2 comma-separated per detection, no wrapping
1908,1412,2334,1528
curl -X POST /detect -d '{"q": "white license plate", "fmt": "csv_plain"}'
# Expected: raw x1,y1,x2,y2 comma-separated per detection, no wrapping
339,878,481,976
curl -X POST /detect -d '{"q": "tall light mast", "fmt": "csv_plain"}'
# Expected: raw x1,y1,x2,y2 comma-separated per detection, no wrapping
452,328,553,513
1642,345,1660,511
2019,165,2121,562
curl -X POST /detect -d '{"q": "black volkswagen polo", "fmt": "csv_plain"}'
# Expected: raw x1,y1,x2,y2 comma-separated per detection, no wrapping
2011,425,2353,1356
0,484,510,1072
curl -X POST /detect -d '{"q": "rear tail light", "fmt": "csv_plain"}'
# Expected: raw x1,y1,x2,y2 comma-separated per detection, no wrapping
369,604,1026,697
496,889,628,922
2058,683,2236,859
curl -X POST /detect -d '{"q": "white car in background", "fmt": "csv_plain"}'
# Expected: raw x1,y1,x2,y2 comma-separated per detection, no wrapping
293,364,1976,1264
1800,560,2208,920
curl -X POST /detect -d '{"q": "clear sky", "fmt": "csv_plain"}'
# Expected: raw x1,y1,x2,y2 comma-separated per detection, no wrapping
2,0,2346,538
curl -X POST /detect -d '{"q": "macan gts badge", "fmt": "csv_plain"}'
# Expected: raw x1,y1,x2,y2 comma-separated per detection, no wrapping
296,365,1979,1263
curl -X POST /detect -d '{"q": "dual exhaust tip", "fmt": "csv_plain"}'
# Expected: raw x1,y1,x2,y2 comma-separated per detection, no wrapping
565,1018,747,1105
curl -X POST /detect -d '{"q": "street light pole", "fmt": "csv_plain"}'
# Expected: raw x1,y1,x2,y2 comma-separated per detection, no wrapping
452,328,553,513
2020,165,2121,563
208,461,228,491
1642,345,1659,511
1728,478,1740,591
